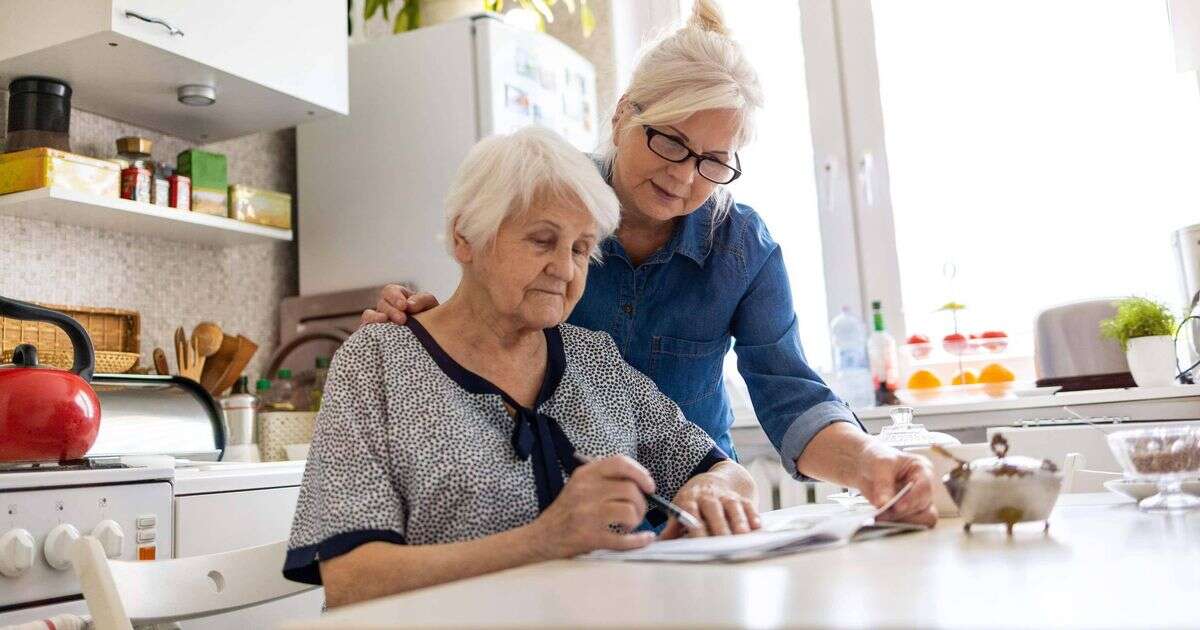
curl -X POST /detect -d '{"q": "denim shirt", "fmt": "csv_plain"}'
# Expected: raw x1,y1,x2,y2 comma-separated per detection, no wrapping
567,179,865,478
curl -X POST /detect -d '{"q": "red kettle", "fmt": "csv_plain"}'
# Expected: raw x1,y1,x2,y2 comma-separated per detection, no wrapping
0,296,100,462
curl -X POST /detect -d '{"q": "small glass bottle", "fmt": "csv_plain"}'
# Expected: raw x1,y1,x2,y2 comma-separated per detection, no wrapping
271,369,297,411
868,300,901,406
310,356,330,411
116,137,153,203
152,165,171,206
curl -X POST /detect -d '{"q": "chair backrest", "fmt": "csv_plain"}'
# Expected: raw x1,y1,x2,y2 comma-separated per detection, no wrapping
71,536,317,630
1059,452,1122,494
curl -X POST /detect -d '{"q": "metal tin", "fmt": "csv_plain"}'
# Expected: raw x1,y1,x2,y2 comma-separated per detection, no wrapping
0,147,119,197
228,184,292,229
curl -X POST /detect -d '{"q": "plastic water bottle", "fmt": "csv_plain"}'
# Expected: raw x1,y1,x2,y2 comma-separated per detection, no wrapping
830,306,874,408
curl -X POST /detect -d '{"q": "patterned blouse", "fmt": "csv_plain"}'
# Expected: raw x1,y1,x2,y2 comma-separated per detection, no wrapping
283,319,727,585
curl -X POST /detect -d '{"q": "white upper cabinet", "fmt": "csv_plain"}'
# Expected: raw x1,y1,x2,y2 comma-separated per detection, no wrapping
0,0,348,142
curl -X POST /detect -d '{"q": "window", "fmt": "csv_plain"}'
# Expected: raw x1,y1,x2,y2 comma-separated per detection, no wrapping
865,1,1200,347
721,0,833,372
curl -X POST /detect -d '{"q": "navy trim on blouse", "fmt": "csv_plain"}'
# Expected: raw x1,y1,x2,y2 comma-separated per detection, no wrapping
405,317,579,511
282,529,406,585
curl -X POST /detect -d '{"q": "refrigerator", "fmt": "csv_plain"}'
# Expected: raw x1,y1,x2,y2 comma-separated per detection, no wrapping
297,14,598,300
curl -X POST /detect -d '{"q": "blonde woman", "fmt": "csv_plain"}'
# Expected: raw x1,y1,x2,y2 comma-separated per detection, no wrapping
286,126,757,606
364,0,936,527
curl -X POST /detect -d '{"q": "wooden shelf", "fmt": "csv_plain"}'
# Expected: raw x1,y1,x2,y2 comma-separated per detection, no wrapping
0,187,293,246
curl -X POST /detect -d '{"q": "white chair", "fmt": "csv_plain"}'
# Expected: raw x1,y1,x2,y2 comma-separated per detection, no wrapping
70,536,317,630
1060,452,1122,494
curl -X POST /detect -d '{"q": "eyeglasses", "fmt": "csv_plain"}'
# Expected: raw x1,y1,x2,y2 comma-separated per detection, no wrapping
643,126,742,184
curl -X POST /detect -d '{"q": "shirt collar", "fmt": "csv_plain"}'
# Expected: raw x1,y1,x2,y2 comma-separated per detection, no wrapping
594,155,716,268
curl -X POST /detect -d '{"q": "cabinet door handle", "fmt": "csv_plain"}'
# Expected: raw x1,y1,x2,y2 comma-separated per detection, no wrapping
124,10,184,37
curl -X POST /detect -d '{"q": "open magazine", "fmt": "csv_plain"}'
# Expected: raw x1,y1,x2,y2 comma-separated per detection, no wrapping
586,484,927,563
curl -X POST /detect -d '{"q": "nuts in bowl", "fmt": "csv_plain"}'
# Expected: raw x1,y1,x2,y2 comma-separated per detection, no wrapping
1107,427,1200,512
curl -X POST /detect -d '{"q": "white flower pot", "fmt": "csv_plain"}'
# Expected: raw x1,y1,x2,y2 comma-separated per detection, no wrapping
1126,335,1177,387
422,0,481,26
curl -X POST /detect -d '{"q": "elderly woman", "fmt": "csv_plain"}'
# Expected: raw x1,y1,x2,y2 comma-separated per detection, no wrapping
283,126,758,607
364,0,938,526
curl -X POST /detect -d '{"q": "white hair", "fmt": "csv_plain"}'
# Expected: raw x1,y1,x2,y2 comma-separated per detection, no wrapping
445,126,620,262
602,0,763,224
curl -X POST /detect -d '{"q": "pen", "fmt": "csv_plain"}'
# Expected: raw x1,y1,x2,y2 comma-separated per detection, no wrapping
573,453,704,532
873,481,916,519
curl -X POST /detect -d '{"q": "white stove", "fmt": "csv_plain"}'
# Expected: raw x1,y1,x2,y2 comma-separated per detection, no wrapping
0,458,320,628
0,461,175,625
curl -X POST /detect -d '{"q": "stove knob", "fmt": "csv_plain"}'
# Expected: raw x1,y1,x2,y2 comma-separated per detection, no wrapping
91,520,125,558
0,529,36,577
43,524,80,571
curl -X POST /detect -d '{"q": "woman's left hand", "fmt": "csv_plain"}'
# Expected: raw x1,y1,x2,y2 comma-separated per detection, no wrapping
660,472,761,539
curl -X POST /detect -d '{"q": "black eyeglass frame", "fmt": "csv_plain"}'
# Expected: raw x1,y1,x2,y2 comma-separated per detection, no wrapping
642,126,742,184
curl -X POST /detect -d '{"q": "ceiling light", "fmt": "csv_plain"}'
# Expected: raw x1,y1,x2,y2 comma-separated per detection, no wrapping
177,84,216,106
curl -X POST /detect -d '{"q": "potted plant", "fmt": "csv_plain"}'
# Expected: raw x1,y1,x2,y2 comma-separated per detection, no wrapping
1100,297,1178,387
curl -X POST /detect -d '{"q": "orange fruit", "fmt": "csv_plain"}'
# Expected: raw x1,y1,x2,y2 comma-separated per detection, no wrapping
907,370,942,389
951,370,978,385
978,363,1015,383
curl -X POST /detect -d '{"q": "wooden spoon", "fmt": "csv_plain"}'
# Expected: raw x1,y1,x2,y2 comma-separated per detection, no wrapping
192,322,224,358
174,327,187,374
152,348,169,376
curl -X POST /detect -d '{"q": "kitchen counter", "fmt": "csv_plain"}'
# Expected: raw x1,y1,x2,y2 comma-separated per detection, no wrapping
731,384,1200,462
281,494,1200,629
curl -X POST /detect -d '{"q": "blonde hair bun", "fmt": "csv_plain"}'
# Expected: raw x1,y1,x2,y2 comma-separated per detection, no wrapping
687,0,729,36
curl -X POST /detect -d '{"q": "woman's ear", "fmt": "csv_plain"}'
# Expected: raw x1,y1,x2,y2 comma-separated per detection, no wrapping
611,95,632,138
451,221,473,265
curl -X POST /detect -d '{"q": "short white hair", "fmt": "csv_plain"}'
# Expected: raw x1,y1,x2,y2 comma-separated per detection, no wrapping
445,125,620,261
603,0,763,224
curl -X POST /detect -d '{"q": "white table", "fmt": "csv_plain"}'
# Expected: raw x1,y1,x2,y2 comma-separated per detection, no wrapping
282,494,1200,629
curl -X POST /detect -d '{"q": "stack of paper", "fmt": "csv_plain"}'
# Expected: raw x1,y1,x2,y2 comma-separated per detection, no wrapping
586,513,924,563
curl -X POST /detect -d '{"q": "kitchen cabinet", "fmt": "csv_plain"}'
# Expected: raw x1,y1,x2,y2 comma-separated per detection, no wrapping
0,0,348,142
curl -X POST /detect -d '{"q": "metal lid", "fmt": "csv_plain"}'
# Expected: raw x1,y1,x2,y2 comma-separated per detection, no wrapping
116,136,153,156
967,434,1059,478
8,76,72,98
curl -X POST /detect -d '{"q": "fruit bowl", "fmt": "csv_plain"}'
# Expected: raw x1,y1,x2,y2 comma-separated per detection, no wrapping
1106,427,1200,512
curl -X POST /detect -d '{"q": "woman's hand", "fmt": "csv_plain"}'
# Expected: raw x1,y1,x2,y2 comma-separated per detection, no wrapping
359,284,440,327
527,455,657,559
858,447,938,527
660,468,761,539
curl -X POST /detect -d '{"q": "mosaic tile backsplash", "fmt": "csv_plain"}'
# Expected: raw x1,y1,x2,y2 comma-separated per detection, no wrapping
0,91,298,381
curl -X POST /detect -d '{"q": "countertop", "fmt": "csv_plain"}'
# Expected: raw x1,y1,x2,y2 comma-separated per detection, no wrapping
282,494,1200,629
852,383,1200,421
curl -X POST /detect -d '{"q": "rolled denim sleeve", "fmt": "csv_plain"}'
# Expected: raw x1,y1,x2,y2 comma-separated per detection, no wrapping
731,244,865,480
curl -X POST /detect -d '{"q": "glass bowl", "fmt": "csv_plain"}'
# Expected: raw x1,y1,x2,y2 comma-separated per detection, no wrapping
1106,427,1200,512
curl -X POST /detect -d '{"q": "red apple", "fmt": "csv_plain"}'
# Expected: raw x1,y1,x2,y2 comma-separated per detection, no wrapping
906,334,932,359
943,333,968,355
980,330,1008,352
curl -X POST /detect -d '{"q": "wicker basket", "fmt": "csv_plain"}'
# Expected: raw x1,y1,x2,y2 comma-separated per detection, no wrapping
256,411,317,462
1,348,140,373
0,303,140,356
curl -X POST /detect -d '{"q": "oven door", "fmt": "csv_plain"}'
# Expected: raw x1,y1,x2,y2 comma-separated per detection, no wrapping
174,484,324,629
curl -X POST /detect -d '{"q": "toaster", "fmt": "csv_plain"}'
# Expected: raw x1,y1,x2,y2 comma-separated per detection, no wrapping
1033,299,1134,391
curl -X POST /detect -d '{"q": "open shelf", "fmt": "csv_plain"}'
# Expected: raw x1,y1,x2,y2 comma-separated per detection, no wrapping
0,187,292,247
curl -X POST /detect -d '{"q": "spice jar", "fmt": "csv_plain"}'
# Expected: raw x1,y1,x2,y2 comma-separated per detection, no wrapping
168,171,191,210
116,137,154,203
152,165,171,206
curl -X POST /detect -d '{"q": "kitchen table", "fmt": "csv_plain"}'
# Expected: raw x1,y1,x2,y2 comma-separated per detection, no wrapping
281,494,1200,629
